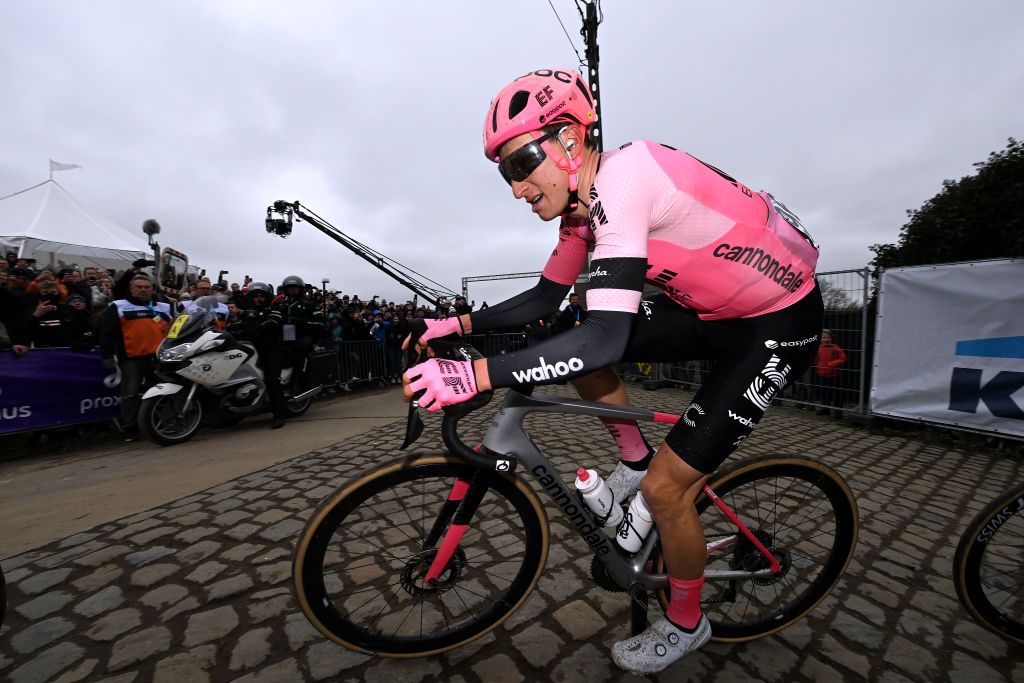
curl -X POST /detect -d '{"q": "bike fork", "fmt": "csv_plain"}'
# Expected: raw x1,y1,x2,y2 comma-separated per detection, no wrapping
423,469,493,583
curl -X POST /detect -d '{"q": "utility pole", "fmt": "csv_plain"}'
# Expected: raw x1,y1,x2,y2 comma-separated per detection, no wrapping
581,1,603,152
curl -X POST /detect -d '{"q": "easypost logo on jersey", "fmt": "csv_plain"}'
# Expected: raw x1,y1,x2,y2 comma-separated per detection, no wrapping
764,335,818,350
512,357,584,383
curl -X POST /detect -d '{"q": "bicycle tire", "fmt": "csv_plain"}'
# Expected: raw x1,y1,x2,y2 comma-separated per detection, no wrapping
953,484,1024,644
652,454,859,642
293,455,549,657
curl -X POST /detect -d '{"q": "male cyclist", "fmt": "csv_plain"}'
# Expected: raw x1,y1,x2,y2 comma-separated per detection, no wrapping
402,68,823,673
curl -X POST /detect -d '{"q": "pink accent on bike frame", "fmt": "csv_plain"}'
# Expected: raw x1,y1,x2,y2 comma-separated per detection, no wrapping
652,412,681,424
448,478,471,501
425,523,468,583
703,485,782,574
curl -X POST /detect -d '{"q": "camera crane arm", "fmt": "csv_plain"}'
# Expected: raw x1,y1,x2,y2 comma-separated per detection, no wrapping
265,200,458,305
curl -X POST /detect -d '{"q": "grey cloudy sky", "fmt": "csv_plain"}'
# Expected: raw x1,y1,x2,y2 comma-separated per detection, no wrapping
2,1,1022,305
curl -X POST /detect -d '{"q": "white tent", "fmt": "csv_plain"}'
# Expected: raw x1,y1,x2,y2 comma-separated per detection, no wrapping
0,180,149,271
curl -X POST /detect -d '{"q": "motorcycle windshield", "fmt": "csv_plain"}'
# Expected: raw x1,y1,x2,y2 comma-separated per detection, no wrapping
163,308,215,347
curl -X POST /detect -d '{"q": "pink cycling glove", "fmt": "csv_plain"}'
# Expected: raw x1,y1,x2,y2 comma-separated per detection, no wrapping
417,316,463,345
406,358,478,412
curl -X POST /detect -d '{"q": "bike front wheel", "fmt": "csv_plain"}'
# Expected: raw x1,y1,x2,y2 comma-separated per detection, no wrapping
293,456,549,657
653,454,859,642
953,484,1024,644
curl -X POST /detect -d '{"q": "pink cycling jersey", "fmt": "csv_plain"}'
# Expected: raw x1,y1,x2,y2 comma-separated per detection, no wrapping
541,140,819,320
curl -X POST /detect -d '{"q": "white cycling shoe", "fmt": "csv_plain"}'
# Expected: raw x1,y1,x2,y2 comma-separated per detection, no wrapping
611,616,712,674
606,460,647,505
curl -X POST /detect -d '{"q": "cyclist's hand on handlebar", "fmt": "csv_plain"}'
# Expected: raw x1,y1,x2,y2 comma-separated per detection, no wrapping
401,316,464,353
402,358,478,412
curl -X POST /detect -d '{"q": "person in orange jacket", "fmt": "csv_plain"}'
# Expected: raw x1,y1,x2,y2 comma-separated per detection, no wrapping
814,328,848,418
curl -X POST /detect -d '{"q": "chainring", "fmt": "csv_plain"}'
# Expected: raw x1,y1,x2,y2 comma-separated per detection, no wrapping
591,555,625,593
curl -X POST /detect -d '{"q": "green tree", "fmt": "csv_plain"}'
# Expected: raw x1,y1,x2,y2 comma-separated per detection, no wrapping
819,279,859,310
870,138,1024,271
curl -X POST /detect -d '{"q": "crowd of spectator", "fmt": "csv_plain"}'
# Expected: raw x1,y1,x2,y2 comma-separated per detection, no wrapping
0,252,119,354
0,250,589,382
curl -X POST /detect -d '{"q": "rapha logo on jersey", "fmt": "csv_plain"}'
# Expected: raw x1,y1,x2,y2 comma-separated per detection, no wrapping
683,402,705,427
732,435,748,448
712,243,805,293
512,356,585,383
729,410,757,429
589,267,609,279
743,354,791,411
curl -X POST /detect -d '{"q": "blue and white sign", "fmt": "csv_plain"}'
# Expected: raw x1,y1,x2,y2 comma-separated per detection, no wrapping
871,259,1024,438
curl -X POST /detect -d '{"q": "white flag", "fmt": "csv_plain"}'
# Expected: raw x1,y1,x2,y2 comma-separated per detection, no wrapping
49,159,82,172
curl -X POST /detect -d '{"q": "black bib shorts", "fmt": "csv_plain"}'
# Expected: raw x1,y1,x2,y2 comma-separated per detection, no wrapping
622,284,824,474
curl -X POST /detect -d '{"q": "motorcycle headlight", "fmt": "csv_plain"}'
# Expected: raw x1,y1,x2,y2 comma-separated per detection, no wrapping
158,342,193,362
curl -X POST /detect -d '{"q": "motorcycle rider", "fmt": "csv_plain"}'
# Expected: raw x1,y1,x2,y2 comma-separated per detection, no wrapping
266,275,324,425
228,281,288,429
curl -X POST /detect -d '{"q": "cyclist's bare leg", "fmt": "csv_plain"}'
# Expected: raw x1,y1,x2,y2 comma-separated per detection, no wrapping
613,443,712,671
571,368,653,501
642,443,708,580
569,366,629,406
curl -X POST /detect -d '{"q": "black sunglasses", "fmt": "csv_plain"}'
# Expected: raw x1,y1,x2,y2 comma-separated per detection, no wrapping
498,128,563,186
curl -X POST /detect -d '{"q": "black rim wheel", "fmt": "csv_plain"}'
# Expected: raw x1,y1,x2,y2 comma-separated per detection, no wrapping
654,455,858,641
953,485,1024,644
293,457,548,657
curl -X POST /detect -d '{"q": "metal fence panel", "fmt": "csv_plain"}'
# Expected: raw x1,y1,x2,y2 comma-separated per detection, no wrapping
630,269,870,415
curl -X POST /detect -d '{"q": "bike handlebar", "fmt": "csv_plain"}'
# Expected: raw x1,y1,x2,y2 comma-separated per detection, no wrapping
404,324,512,471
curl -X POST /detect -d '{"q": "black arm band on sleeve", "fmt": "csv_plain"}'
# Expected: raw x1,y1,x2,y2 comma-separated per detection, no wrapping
485,309,634,387
468,276,571,333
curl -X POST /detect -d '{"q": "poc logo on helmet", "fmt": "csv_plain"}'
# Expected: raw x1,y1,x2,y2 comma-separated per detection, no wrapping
512,356,584,383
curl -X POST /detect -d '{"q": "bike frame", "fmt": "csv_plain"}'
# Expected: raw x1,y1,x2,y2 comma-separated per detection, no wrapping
423,389,781,591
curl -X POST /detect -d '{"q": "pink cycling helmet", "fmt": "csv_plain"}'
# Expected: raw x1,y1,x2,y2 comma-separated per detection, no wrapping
483,68,597,162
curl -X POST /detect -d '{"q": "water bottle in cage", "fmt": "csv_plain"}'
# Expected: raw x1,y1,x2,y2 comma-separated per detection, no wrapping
616,491,654,553
574,468,624,528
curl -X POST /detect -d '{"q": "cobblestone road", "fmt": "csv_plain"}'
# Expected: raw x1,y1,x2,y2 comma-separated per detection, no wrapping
1,385,1021,682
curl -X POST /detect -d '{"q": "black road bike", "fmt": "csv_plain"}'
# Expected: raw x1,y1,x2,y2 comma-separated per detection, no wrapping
293,340,858,657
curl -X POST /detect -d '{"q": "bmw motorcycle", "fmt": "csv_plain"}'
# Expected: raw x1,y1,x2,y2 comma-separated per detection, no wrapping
139,299,320,446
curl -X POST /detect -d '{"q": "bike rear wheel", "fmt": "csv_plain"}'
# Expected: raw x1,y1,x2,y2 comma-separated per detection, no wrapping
293,456,549,657
653,454,859,642
953,484,1024,644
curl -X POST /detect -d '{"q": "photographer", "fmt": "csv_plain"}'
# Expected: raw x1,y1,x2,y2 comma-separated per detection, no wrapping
31,284,94,349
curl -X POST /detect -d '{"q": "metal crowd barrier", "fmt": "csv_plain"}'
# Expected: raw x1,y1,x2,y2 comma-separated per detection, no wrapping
625,268,871,417
322,333,532,391
333,340,390,386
